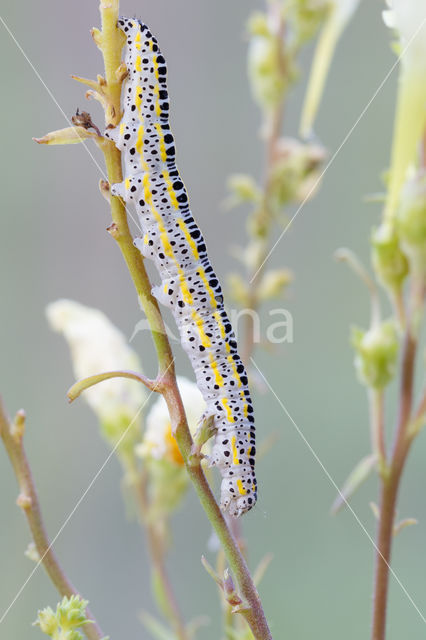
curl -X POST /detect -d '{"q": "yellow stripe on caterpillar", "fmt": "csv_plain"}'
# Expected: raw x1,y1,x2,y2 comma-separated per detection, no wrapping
237,479,247,495
231,436,239,465
178,219,200,261
155,123,168,162
222,398,235,424
162,170,180,209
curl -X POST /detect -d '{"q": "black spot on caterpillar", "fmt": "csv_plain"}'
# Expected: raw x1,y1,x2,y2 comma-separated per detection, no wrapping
105,18,257,517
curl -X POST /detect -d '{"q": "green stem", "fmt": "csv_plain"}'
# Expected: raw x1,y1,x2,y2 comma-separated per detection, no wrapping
128,458,189,640
0,400,105,640
97,3,272,639
241,2,286,367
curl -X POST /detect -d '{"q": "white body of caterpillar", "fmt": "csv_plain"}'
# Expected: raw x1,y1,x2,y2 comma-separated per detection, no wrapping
106,18,257,517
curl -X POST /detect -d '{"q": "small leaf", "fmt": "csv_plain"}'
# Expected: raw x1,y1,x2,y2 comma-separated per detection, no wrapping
67,369,155,402
151,568,175,623
33,126,99,145
185,616,210,639
201,555,222,588
394,518,418,537
71,74,102,92
370,502,380,520
257,268,292,302
363,192,387,204
24,542,40,563
139,611,176,640
331,453,377,514
253,553,273,587
191,415,216,453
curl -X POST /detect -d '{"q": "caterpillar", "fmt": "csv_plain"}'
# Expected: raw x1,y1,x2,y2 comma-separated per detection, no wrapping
105,18,257,517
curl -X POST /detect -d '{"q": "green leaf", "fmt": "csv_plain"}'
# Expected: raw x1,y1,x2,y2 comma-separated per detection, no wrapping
394,518,418,537
33,126,99,145
67,369,151,403
151,568,175,623
331,453,377,515
140,611,176,640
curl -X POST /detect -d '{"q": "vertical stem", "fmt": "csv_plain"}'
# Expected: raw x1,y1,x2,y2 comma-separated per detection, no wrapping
371,330,417,640
0,402,105,640
368,390,387,477
128,459,189,640
241,4,286,366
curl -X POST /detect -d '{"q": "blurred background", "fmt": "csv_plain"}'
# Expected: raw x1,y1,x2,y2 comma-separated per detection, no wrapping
0,1,425,638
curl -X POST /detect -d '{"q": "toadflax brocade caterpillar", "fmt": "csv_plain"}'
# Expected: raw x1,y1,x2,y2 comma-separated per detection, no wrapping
105,18,257,517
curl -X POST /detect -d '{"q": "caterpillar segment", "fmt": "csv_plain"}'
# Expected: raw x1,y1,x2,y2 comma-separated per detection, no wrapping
107,17,257,517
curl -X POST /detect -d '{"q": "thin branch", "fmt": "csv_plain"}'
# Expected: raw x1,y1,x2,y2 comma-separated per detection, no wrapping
368,389,387,478
335,248,381,328
371,272,425,639
241,4,286,366
0,398,105,640
67,369,159,402
408,387,426,438
126,457,189,640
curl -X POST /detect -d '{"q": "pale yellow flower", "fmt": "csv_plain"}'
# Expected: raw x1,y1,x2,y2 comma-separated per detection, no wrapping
383,0,426,219
137,376,206,466
46,299,145,449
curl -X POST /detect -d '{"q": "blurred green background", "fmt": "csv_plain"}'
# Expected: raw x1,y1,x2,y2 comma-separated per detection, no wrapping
1,1,425,639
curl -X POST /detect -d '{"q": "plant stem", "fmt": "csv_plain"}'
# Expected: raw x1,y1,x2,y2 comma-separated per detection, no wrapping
128,458,189,640
97,3,272,638
371,303,421,639
241,3,286,366
368,390,387,478
0,400,105,640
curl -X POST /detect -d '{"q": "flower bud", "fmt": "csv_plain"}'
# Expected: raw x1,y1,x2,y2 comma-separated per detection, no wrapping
57,596,89,630
291,0,330,45
226,174,261,208
247,11,269,37
35,596,92,639
371,222,409,292
269,137,325,208
34,607,57,635
227,273,250,307
258,268,292,301
397,172,426,273
351,320,399,389
247,22,288,111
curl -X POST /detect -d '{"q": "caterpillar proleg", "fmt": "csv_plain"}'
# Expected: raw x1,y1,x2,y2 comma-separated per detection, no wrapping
106,18,257,517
